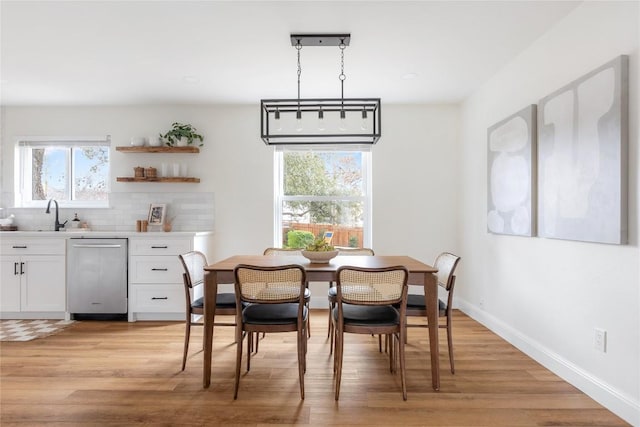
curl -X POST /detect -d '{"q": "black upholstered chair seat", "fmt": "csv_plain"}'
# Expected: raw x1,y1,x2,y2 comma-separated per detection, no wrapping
406,294,446,312
192,292,236,310
243,303,308,325
333,304,400,327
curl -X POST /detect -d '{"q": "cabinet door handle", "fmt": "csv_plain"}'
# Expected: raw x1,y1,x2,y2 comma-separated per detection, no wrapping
72,244,122,249
20,262,25,275
14,262,18,275
151,297,168,300
151,268,168,271
151,246,168,249
12,245,27,249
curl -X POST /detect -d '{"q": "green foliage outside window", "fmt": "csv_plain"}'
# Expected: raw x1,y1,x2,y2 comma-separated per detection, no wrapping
283,152,363,225
286,230,315,248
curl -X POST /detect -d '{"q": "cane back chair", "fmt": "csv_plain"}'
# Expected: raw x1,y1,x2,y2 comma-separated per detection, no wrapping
406,252,461,373
332,265,409,400
233,264,308,399
178,251,237,371
327,247,375,353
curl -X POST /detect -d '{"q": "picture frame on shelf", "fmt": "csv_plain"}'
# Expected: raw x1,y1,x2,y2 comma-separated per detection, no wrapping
148,203,166,226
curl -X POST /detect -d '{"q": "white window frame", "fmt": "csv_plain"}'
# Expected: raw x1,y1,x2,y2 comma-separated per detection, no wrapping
274,145,373,248
15,136,111,208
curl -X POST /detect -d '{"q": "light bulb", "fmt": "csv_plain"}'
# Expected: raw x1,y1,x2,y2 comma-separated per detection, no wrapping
296,110,303,132
274,109,282,131
317,108,325,131
360,110,368,131
339,110,347,131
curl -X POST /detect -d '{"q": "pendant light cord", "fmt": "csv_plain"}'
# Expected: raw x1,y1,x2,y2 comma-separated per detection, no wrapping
296,41,302,113
339,41,346,113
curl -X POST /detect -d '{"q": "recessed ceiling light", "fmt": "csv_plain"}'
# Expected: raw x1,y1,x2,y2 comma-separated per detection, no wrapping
182,75,200,84
401,73,418,80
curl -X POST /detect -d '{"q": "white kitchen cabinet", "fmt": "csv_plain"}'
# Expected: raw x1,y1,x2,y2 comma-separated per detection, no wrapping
0,238,66,318
128,233,211,321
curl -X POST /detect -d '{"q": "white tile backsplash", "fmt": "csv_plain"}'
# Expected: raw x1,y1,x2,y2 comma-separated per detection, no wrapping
1,192,214,232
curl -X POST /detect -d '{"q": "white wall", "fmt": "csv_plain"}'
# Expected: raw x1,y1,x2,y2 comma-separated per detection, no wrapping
458,2,639,424
0,103,460,261
373,105,459,262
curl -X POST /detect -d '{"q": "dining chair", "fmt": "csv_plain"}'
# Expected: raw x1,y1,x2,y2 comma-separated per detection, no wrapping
327,247,375,354
178,251,237,371
332,265,409,400
233,263,308,399
406,252,461,373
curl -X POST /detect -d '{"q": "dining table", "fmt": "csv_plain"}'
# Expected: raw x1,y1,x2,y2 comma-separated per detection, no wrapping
202,254,441,390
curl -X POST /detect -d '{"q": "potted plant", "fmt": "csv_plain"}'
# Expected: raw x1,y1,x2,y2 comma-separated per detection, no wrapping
161,122,204,147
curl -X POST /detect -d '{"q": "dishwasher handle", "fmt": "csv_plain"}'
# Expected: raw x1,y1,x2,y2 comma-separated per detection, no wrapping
72,244,123,249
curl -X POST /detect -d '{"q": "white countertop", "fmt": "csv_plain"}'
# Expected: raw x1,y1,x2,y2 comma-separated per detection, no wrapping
0,230,213,238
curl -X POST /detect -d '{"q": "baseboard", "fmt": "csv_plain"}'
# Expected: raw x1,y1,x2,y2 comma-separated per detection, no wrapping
456,299,640,426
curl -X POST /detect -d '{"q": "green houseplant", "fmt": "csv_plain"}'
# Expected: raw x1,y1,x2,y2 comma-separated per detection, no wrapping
161,122,204,147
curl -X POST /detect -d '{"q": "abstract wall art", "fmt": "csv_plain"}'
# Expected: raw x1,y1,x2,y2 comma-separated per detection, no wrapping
487,105,537,236
537,55,628,244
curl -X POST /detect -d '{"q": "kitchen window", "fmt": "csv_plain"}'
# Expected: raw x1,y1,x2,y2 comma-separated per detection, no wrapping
274,146,372,248
15,136,111,208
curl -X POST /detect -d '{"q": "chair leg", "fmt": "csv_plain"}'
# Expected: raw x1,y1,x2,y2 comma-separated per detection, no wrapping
303,321,308,373
297,327,305,399
334,328,344,400
233,330,244,399
181,317,191,371
329,307,335,356
399,331,407,400
388,334,395,373
332,329,337,373
327,302,332,339
447,317,455,374
246,333,252,372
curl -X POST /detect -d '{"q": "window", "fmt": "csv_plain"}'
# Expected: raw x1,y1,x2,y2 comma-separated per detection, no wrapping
274,146,372,248
15,136,111,207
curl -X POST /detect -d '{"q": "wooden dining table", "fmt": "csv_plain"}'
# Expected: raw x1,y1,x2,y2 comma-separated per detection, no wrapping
202,254,441,390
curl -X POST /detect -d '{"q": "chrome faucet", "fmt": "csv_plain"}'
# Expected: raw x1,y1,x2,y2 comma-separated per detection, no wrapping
45,199,67,231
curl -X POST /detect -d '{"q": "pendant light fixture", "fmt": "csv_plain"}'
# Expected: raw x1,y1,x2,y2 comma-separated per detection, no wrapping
261,33,381,145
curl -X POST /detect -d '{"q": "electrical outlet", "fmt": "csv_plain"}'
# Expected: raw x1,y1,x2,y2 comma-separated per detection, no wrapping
594,328,607,353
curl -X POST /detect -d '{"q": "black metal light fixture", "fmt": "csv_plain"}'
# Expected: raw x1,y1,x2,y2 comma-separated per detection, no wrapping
261,33,381,145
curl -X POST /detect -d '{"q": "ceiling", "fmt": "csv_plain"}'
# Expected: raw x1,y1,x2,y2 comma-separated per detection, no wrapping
0,1,580,106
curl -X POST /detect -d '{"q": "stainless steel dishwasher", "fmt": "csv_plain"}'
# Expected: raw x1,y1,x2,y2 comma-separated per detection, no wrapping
67,238,128,319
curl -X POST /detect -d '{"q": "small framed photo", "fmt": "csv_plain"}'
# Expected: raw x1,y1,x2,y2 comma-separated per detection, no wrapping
148,203,166,225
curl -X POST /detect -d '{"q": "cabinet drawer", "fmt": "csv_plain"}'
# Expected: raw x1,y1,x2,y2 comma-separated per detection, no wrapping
130,256,183,284
0,239,65,256
129,239,191,256
131,284,184,313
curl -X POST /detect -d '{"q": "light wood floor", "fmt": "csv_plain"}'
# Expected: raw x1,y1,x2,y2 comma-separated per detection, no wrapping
0,310,628,426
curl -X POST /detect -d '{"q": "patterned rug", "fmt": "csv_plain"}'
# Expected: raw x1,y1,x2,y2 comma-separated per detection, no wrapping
0,319,75,342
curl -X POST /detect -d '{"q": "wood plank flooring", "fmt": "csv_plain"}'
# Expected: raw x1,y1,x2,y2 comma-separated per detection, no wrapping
0,310,628,426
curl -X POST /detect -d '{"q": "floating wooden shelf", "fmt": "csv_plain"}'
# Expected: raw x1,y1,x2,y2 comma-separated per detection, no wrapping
116,146,200,153
116,177,200,183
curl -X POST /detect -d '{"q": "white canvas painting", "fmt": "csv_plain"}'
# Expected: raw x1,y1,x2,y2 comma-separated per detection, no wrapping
487,105,536,236
537,55,628,244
